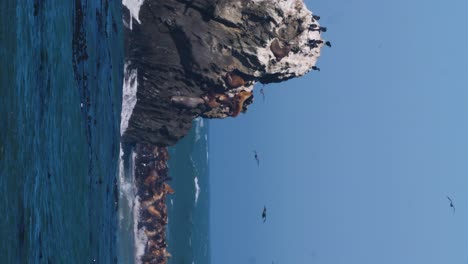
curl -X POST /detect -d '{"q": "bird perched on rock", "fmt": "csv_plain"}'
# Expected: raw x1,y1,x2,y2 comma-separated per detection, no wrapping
312,66,320,71
309,25,327,33
307,39,319,49
313,15,321,21
308,24,317,31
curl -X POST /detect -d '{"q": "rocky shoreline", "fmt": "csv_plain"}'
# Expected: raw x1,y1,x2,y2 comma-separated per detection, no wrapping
134,144,174,264
121,1,327,263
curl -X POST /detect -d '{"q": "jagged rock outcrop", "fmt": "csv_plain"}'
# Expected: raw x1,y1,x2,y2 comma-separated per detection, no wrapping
122,0,324,146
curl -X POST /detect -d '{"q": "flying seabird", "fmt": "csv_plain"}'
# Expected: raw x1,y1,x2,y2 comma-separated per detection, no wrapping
312,66,320,71
325,41,332,47
447,196,455,214
254,150,260,166
262,206,267,223
260,88,265,102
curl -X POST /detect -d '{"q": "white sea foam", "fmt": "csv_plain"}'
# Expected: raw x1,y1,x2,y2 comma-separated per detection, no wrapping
194,117,204,142
121,63,138,136
199,118,204,128
194,177,200,204
122,0,145,29
134,196,147,264
127,149,148,264
118,147,136,213
117,147,145,264
117,146,140,263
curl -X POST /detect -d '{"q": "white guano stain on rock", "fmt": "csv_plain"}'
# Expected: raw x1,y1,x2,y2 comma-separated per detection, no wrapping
123,0,145,29
252,0,323,78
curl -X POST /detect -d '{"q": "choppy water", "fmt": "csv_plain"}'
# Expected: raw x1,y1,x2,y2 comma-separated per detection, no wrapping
0,1,123,263
1,2,210,263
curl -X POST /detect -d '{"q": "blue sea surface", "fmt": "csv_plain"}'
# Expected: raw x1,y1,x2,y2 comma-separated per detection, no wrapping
0,1,123,263
1,2,211,263
167,118,211,264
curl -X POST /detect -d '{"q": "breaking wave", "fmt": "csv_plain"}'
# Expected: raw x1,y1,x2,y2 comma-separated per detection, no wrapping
134,196,147,264
121,63,138,135
194,177,200,204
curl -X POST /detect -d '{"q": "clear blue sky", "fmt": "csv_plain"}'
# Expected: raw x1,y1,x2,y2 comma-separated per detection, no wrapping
209,0,468,263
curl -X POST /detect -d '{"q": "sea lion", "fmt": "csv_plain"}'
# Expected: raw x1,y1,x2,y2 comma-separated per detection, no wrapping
202,93,221,108
225,72,245,88
230,91,253,117
147,206,162,218
142,192,165,207
162,183,175,194
144,230,158,237
270,39,291,61
170,96,204,109
144,170,158,186
163,248,172,258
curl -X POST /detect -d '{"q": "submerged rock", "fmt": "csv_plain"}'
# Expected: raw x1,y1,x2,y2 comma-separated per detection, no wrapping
122,0,324,146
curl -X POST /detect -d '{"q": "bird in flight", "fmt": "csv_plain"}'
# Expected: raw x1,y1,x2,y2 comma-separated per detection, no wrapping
260,88,265,102
253,150,260,166
447,196,455,214
262,206,267,223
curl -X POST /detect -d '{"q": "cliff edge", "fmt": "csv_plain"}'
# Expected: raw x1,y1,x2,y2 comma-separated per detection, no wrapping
122,0,324,146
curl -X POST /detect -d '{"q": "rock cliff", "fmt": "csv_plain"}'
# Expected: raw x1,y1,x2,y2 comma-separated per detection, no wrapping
122,0,324,146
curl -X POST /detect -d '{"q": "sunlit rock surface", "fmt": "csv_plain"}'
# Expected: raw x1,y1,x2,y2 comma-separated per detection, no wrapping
122,0,324,146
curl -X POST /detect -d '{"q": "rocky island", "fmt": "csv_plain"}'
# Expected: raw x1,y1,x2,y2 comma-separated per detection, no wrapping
120,0,325,263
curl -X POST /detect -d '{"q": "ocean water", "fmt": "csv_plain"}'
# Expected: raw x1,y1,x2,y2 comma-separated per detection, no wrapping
166,118,211,264
117,118,211,264
1,2,210,263
0,1,123,263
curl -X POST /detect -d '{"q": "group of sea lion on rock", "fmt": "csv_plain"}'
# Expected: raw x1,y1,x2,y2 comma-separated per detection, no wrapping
170,71,254,118
134,145,175,264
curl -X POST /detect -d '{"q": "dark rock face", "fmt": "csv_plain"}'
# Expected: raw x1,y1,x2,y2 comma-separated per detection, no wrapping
122,0,323,146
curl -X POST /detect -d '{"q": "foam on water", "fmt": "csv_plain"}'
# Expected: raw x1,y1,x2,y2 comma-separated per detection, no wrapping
194,177,200,204
194,117,204,142
117,146,140,264
121,63,138,135
134,196,147,264
118,147,136,218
